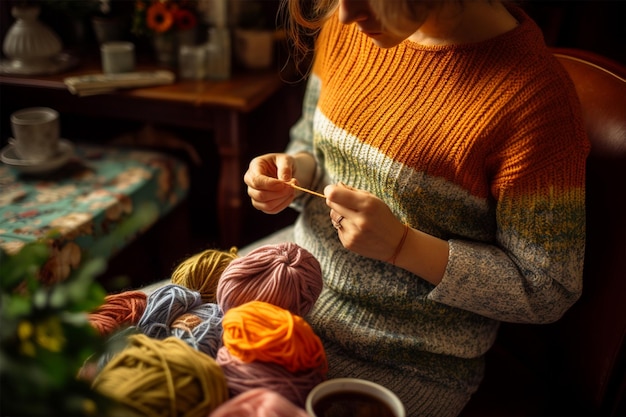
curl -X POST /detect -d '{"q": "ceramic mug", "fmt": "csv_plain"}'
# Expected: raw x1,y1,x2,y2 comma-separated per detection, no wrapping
10,107,60,161
101,41,135,74
306,378,406,417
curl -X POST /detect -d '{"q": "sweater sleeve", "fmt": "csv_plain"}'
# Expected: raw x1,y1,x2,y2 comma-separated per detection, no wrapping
285,74,325,211
429,72,589,324
286,17,332,160
286,74,320,157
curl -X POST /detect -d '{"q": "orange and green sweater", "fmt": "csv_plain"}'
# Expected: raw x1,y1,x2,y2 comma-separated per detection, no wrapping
287,6,589,393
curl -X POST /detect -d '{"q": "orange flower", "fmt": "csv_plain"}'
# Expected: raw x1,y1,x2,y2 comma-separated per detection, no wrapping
174,8,197,31
133,0,199,37
146,2,174,33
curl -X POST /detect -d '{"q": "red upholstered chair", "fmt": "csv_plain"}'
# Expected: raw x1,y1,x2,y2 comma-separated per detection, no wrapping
461,49,626,416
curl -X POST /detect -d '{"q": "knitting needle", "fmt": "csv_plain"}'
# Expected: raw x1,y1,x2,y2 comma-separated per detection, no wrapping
286,182,326,199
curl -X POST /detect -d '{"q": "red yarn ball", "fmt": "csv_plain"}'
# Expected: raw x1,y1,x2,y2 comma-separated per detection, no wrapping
89,290,147,336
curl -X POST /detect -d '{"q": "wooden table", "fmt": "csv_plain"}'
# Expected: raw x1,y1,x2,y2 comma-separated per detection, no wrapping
0,60,303,248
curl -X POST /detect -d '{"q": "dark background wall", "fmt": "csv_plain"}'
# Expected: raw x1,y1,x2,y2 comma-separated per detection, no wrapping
520,0,626,65
1,1,625,65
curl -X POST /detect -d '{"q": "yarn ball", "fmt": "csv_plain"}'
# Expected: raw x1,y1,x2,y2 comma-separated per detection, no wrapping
216,346,325,407
79,327,141,383
88,290,147,336
171,247,238,303
216,242,323,316
137,284,202,339
92,334,229,417
221,301,327,374
210,388,310,417
171,303,223,357
96,326,141,373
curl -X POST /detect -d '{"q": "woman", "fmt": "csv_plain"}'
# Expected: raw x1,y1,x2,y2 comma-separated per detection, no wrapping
244,1,589,416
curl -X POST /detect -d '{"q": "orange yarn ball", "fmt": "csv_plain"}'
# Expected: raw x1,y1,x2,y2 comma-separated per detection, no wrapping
88,290,147,336
221,300,327,374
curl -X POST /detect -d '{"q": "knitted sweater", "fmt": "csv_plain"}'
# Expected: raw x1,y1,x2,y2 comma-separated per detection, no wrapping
287,6,589,394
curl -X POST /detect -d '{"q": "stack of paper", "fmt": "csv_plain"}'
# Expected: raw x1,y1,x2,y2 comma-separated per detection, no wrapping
64,70,176,96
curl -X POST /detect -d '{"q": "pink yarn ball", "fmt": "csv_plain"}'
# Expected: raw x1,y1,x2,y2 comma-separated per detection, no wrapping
216,242,323,316
209,388,310,417
216,346,325,408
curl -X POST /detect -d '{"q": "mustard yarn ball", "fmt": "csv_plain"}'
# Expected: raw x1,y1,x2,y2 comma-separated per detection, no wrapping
92,334,229,417
170,247,238,303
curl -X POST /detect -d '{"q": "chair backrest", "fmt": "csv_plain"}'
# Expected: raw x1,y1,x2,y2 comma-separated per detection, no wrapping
458,48,626,417
547,47,626,415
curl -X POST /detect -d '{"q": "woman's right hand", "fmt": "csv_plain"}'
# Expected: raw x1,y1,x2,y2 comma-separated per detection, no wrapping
244,153,304,214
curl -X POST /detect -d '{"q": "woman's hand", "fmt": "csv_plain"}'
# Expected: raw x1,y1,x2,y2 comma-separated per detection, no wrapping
325,182,449,284
244,152,316,214
324,183,406,262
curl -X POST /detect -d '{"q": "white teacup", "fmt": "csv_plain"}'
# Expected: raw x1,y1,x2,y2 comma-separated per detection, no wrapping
306,378,406,417
10,107,60,162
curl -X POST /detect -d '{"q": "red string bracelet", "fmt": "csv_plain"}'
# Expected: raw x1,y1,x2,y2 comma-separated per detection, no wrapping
386,223,409,265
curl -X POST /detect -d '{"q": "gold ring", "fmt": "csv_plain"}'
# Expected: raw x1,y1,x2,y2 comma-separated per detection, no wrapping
332,215,344,230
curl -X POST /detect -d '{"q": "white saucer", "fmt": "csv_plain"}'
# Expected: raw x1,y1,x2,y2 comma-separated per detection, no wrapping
0,139,74,175
0,53,79,76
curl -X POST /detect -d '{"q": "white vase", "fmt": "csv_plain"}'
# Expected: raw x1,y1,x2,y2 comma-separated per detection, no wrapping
2,6,63,72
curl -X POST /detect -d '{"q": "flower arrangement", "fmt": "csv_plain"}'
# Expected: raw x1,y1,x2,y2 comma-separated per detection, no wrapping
132,0,200,36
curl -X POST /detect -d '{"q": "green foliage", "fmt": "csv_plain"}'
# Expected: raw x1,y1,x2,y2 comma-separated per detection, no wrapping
0,242,114,416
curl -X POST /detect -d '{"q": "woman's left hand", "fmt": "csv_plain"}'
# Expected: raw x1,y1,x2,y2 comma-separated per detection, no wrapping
324,182,406,262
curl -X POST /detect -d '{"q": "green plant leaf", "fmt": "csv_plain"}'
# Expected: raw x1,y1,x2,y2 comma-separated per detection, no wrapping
0,243,49,291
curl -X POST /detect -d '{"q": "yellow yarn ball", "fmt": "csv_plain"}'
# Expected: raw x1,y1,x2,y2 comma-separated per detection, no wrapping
170,247,238,303
92,334,229,417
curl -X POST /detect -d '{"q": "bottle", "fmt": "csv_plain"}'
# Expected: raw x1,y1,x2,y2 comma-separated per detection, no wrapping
206,26,231,80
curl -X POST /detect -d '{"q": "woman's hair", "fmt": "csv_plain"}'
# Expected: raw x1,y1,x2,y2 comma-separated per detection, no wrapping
278,0,446,73
278,0,337,73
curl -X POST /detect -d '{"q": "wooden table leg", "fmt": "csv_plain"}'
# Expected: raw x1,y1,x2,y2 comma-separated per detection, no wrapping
214,109,247,248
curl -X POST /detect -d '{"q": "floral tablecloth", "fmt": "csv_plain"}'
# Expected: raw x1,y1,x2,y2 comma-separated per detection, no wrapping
0,144,189,284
